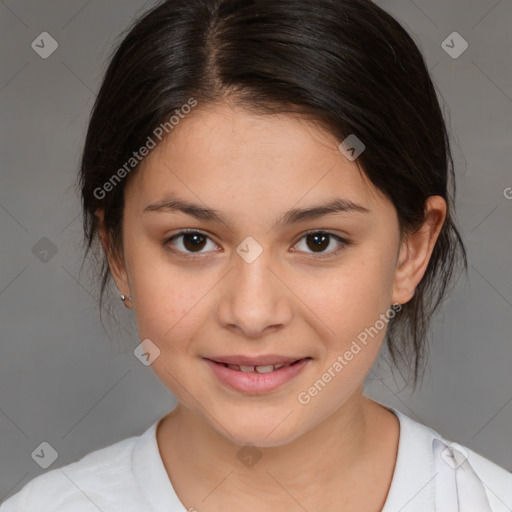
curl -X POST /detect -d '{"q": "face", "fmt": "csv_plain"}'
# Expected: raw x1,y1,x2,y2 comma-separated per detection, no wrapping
102,101,440,447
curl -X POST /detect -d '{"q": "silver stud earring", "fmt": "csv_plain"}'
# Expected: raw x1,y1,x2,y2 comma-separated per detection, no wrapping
120,294,133,302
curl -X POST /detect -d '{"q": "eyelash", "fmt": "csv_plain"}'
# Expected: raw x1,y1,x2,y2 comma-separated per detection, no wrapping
164,229,349,260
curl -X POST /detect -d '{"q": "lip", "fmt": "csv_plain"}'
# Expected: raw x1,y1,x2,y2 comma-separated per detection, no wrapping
205,354,305,366
204,357,312,394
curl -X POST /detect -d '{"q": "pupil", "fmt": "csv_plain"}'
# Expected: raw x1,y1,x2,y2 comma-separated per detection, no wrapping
307,232,328,252
184,233,206,252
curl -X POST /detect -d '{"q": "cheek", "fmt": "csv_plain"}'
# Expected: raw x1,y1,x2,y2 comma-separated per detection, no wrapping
130,280,207,394
133,282,204,348
295,251,398,415
125,242,205,348
303,245,398,341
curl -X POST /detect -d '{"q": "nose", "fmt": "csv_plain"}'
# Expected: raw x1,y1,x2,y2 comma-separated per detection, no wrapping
216,247,293,339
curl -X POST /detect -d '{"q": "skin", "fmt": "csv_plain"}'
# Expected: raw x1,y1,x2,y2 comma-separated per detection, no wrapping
97,101,446,512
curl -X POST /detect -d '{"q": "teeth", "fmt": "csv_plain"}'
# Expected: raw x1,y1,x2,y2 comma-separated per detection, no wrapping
223,362,293,372
255,365,274,374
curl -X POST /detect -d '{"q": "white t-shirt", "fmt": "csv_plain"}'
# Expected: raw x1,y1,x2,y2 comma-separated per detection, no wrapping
1,405,511,511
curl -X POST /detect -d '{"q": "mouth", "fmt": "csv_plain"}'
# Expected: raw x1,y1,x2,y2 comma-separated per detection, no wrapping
210,359,307,374
203,356,312,394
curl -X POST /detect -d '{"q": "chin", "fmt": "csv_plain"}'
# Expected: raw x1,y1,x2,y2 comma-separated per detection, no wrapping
216,413,304,448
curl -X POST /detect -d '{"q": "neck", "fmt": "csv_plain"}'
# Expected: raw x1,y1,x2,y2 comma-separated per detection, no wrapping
156,391,396,511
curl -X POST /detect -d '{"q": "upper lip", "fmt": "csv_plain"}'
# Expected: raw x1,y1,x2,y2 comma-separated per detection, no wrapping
205,355,309,366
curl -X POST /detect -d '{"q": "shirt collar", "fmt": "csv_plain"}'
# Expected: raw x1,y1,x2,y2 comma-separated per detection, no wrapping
381,405,437,512
132,406,439,512
132,416,188,512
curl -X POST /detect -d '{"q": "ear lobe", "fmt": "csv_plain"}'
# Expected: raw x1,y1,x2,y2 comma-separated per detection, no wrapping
95,208,129,293
391,196,447,306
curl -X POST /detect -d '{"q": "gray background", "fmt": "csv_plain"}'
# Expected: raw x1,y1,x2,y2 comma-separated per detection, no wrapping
1,0,511,502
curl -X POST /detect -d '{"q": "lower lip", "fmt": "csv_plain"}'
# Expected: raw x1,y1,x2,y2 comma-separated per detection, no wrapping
204,358,311,394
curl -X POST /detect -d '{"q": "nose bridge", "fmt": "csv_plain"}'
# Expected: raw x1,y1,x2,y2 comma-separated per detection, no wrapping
218,238,291,337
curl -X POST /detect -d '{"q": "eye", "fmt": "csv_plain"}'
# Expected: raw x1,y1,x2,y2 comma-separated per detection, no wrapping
292,230,348,259
164,230,219,258
164,229,349,260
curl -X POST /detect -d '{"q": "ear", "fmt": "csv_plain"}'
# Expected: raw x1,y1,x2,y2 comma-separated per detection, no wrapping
95,209,132,305
391,196,447,306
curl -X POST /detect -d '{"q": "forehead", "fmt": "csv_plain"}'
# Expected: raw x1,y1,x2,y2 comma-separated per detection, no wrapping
125,102,389,218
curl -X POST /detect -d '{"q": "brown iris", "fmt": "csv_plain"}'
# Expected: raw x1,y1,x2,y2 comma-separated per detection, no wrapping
305,232,330,253
182,233,207,252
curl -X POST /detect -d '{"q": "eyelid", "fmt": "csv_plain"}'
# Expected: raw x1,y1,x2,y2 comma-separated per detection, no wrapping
164,229,220,259
164,229,349,259
291,230,349,259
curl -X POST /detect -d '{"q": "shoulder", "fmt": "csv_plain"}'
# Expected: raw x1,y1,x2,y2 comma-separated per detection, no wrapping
462,444,512,509
395,408,512,511
0,429,147,512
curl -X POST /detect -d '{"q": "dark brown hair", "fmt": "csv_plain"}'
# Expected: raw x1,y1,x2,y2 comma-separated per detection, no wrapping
78,0,467,388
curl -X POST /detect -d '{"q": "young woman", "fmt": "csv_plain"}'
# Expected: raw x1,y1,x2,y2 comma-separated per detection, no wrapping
2,0,511,511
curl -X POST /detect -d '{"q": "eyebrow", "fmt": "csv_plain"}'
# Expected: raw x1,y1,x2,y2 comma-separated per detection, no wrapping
143,194,370,229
